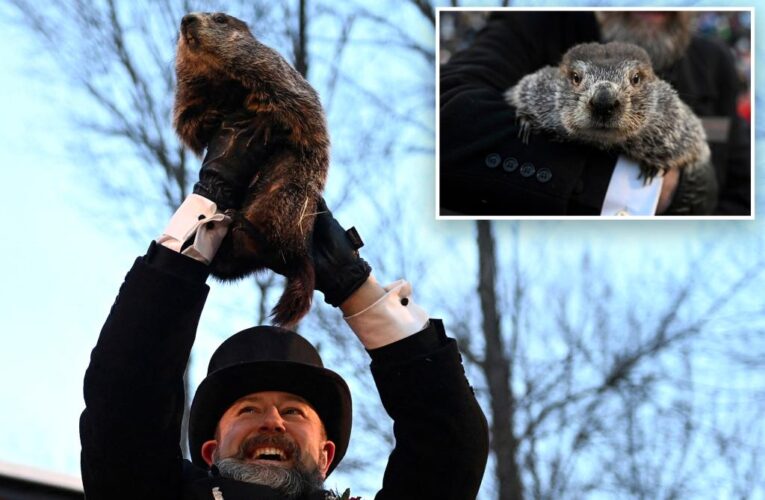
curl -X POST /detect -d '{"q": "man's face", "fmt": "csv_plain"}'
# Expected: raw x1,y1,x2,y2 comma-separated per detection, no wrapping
200,391,336,478
597,11,694,71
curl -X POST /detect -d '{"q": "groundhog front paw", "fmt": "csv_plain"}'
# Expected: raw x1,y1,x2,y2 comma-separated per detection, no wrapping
517,116,532,144
242,120,274,147
190,111,225,152
638,164,667,185
223,114,289,149
200,110,224,135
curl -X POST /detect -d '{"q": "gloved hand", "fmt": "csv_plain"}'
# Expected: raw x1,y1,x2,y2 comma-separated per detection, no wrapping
311,199,372,307
663,159,719,215
239,197,371,306
192,112,278,211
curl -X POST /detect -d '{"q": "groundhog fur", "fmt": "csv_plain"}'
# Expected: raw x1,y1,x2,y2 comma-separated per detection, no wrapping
174,12,329,327
506,42,710,181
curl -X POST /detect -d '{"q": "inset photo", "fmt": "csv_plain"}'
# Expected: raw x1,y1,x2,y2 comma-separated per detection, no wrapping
437,9,753,219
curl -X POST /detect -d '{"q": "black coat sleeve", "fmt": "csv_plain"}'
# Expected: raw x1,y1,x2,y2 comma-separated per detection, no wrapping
369,320,489,499
80,242,210,499
439,12,617,215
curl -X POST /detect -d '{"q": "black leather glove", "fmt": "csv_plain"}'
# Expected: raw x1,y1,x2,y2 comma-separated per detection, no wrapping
663,159,719,215
312,199,372,307
192,112,276,211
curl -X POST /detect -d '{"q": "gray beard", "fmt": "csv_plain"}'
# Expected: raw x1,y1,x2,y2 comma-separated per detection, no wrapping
597,12,694,71
215,456,325,499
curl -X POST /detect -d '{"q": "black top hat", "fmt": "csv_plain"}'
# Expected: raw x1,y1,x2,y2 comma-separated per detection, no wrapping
189,326,352,476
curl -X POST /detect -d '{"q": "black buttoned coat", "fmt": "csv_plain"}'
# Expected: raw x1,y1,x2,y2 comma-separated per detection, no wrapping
440,12,749,215
80,243,489,499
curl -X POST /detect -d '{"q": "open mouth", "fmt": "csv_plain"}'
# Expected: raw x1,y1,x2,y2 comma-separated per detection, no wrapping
587,117,620,131
184,32,198,47
249,446,290,463
180,26,199,47
575,122,624,145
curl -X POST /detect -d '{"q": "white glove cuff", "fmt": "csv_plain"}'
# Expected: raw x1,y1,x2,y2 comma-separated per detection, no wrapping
344,279,430,349
156,194,230,264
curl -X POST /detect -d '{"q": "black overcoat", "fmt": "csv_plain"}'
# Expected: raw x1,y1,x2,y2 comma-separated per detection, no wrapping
440,12,750,216
80,243,489,499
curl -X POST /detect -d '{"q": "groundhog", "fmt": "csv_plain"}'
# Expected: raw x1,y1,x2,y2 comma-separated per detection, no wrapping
505,42,710,181
174,11,329,327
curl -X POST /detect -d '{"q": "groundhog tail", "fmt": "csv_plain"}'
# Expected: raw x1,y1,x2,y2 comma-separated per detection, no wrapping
270,257,315,328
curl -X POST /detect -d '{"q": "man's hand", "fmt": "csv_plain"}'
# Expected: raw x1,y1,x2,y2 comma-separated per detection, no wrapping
662,160,719,215
192,112,278,211
253,198,372,307
656,167,680,214
311,199,372,307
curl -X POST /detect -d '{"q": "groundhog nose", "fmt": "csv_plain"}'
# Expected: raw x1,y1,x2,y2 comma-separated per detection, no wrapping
181,14,198,29
590,88,620,117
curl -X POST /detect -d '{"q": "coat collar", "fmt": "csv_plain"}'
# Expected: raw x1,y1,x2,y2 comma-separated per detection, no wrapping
189,473,334,499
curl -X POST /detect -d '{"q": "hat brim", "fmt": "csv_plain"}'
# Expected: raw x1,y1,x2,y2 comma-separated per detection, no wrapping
189,360,352,476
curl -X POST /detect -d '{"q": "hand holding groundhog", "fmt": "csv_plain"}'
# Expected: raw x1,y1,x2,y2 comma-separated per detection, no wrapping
193,112,286,211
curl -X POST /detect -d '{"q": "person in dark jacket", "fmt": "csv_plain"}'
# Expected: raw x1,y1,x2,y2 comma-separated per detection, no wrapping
80,119,489,499
440,11,750,216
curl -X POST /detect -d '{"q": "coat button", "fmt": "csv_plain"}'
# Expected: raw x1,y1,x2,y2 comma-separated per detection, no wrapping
536,168,552,183
503,157,519,172
485,153,501,168
520,162,536,177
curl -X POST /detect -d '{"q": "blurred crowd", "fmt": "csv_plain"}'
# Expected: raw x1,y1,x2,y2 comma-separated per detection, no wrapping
697,12,751,122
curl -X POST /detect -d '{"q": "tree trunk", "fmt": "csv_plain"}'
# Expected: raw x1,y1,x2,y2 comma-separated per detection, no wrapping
476,221,524,500
295,0,309,77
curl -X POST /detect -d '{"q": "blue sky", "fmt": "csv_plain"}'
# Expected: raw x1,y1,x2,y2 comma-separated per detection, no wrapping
0,1,762,498
0,9,134,476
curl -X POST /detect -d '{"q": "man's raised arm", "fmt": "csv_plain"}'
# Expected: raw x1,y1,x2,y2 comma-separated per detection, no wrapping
79,118,271,499
303,205,490,498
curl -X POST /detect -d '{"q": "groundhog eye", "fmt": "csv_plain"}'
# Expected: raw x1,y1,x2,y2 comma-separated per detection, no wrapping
631,73,641,86
213,14,227,24
570,72,581,85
